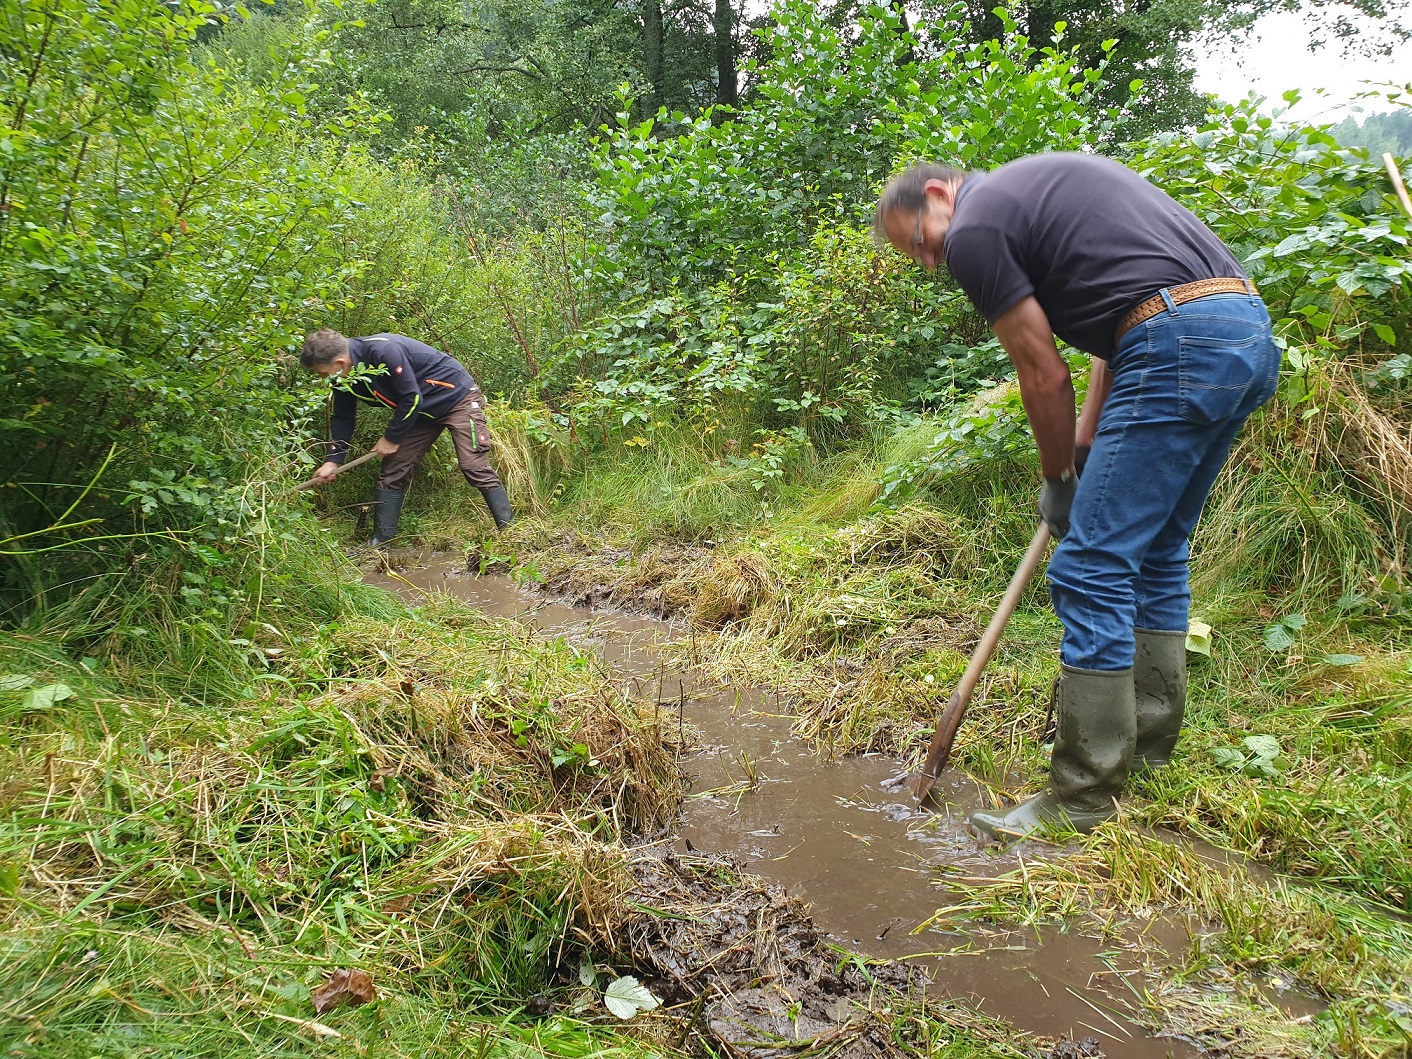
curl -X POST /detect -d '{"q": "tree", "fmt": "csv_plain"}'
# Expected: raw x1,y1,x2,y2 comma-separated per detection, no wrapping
715,0,738,106
0,0,363,608
1332,108,1412,155
910,0,1412,136
645,0,666,113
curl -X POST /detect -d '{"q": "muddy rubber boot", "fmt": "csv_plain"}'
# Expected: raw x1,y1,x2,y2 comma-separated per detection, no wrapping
369,488,404,547
969,666,1136,840
1133,628,1187,771
479,486,514,530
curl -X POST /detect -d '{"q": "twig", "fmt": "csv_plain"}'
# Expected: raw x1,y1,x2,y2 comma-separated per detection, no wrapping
1383,153,1412,221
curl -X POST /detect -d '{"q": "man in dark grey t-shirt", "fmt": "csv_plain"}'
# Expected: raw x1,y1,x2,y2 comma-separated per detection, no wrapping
875,153,1280,841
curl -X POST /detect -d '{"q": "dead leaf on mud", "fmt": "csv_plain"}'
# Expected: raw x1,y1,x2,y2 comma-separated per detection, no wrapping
310,968,376,1014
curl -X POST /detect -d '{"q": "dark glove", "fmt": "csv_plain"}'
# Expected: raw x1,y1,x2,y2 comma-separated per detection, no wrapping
1073,444,1091,479
1040,471,1076,539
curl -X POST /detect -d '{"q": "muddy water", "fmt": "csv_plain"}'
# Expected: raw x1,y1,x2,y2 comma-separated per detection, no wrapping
370,559,1201,1058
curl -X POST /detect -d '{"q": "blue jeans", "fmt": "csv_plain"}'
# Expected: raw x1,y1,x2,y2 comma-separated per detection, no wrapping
1048,292,1282,671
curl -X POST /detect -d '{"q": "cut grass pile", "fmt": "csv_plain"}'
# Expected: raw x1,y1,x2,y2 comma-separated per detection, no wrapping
0,539,684,1055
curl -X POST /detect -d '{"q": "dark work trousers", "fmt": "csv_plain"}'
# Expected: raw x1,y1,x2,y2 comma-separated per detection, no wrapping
376,390,506,493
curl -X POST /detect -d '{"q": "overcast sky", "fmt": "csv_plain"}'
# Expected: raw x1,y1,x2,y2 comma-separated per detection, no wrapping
1191,10,1412,122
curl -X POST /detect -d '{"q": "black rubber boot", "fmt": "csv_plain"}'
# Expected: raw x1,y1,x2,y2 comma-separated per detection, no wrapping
480,486,514,530
1133,628,1187,771
370,488,404,547
970,666,1136,840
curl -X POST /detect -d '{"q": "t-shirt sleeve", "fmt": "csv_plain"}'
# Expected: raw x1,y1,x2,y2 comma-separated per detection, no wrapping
944,225,1035,324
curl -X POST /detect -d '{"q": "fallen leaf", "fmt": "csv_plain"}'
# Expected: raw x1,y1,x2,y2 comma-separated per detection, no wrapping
22,683,74,711
1185,620,1212,657
369,767,394,792
604,974,660,1019
311,968,376,1014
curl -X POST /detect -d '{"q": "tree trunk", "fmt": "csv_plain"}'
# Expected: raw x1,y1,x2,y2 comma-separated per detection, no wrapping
715,0,737,106
643,0,664,115
890,0,916,65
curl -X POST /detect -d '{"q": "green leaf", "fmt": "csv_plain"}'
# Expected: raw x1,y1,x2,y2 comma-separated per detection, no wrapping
1185,620,1212,657
1210,747,1246,770
0,675,35,692
1243,735,1280,762
1320,654,1364,667
22,683,75,711
1336,591,1367,611
604,975,660,1019
1372,323,1397,346
1263,625,1296,652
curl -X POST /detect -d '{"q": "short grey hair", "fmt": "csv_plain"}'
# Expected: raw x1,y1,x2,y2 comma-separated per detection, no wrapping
873,163,969,241
300,328,349,368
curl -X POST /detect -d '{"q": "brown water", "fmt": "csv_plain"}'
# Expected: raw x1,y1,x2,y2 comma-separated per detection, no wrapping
369,558,1207,1056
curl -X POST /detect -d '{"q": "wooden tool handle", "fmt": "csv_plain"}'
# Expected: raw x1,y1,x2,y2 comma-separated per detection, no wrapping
294,449,378,491
913,522,1052,800
1384,153,1412,221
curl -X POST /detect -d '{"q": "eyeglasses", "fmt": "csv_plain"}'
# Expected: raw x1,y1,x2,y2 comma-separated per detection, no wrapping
911,207,925,252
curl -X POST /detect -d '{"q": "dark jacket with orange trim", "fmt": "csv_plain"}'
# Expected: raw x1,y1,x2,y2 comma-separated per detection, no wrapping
327,334,478,463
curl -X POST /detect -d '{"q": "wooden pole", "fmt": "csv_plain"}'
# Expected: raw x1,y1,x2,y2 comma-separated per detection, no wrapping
913,522,1052,801
293,450,378,491
1383,153,1412,221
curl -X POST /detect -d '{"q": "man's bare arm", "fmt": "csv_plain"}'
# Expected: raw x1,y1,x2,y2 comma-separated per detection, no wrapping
992,296,1075,479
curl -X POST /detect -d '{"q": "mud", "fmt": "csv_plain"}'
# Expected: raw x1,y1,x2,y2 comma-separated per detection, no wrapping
620,849,927,1058
369,555,1211,1058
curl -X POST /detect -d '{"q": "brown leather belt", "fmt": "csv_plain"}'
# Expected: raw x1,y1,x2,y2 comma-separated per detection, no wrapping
1115,277,1257,342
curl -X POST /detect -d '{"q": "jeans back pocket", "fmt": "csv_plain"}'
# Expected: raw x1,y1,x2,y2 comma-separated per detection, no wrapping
1177,334,1258,425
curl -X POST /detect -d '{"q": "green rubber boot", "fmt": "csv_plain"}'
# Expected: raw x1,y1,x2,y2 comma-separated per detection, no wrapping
1133,628,1187,771
970,666,1136,840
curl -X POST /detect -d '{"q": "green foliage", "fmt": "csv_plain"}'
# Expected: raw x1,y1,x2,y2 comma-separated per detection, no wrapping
587,1,1117,294
558,0,1117,447
306,155,590,396
1129,96,1412,364
552,222,962,445
1210,733,1286,778
0,0,371,612
952,0,1412,136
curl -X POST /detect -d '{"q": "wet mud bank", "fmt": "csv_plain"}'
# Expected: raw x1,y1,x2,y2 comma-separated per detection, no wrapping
370,555,1216,1058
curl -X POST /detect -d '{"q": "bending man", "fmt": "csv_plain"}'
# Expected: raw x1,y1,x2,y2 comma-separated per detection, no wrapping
875,154,1280,839
302,328,514,543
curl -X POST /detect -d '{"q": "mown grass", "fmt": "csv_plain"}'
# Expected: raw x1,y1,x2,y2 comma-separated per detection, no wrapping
1,522,1031,1058
395,382,1412,1057
0,526,678,1056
